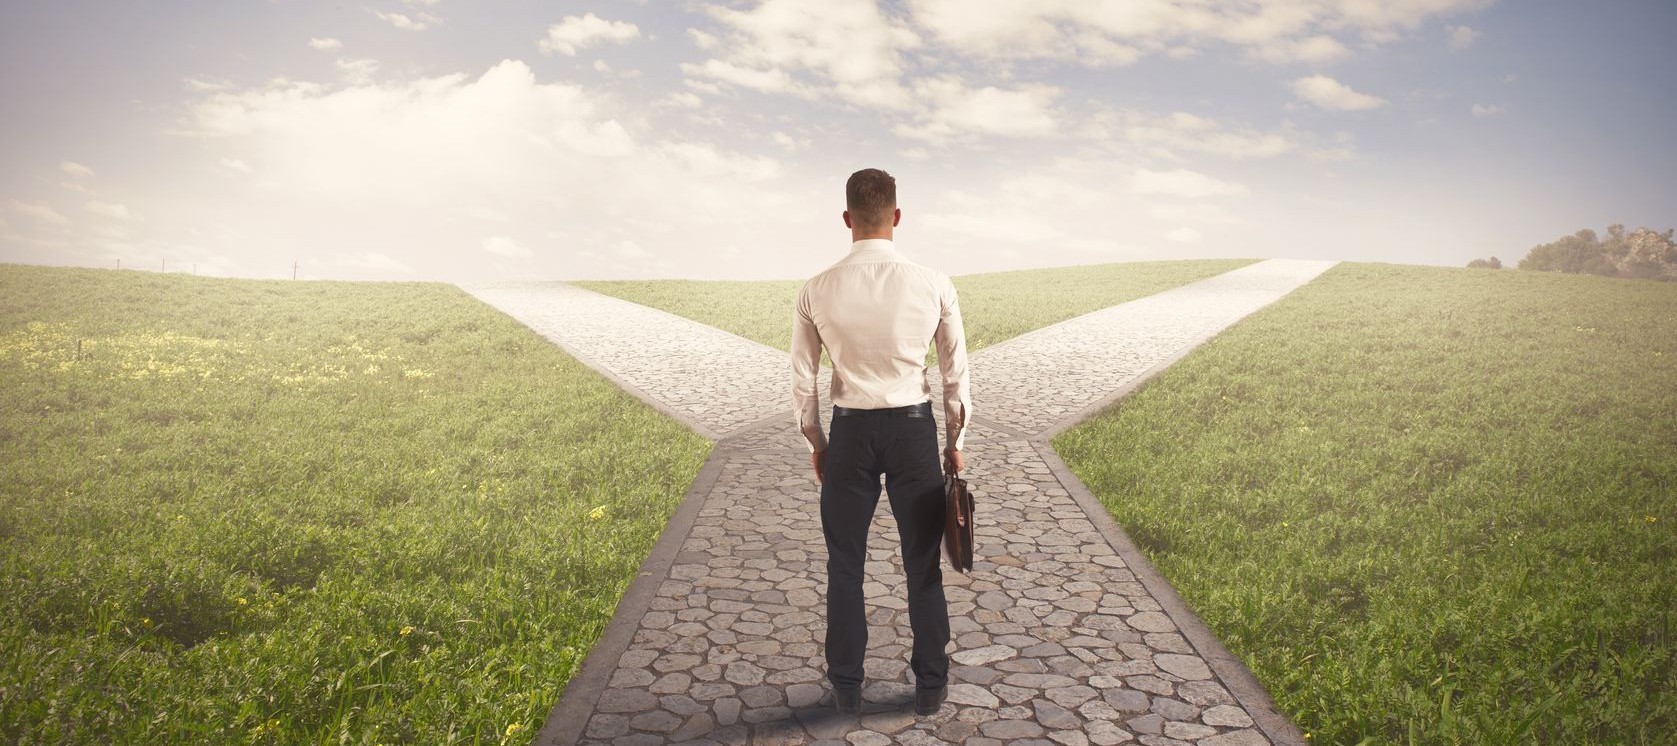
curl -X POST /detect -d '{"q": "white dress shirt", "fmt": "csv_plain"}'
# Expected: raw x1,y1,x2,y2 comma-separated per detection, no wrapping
791,238,972,453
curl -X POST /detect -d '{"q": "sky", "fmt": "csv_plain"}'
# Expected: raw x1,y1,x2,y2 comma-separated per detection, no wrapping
1,0,1674,282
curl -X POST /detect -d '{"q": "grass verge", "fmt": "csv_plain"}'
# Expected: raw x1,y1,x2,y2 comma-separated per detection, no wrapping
1053,262,1676,744
0,264,711,744
576,258,1259,354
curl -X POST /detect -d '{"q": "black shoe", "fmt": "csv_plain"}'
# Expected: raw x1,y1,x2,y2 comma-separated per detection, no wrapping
914,685,947,716
833,687,861,715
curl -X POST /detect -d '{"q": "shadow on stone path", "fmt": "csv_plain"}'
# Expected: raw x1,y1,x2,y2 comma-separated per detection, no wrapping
457,258,1337,746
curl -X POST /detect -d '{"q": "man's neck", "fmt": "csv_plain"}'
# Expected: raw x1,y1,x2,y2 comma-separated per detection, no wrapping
851,230,893,243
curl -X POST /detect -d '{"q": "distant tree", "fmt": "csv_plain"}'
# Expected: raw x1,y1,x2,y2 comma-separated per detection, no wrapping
1466,256,1502,269
1620,227,1677,280
1517,225,1677,282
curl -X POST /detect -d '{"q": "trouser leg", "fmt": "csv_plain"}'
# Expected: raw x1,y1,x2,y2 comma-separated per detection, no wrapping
883,414,950,690
820,417,881,691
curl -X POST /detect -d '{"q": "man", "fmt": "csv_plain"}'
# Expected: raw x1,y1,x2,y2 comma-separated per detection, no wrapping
790,168,973,718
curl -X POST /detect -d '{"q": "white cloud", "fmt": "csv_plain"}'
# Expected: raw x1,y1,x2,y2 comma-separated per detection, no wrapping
1253,34,1350,63
219,157,252,173
686,0,920,110
680,59,801,95
375,10,440,31
85,201,133,220
1290,75,1387,110
309,37,342,50
5,198,72,226
539,13,641,56
656,141,780,181
771,132,809,152
1131,168,1248,198
60,161,95,178
664,91,704,109
1307,145,1357,162
1447,25,1481,50
336,58,380,84
906,0,1493,66
157,59,799,279
895,77,1061,141
183,76,232,93
1112,111,1294,160
687,28,720,51
1165,226,1202,243
913,160,1205,265
1471,103,1504,117
481,236,532,258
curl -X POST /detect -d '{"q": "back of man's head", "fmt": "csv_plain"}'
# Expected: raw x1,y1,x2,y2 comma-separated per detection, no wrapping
846,168,896,231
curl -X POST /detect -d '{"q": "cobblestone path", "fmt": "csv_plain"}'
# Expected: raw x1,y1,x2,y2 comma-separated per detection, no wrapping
458,258,1336,746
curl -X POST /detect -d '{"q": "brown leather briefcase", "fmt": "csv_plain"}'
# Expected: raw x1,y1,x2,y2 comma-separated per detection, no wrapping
943,472,974,573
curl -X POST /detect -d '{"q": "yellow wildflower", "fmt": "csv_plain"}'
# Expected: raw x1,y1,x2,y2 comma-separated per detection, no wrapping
588,505,607,521
237,597,248,606
400,625,414,636
505,723,525,737
1648,515,1659,524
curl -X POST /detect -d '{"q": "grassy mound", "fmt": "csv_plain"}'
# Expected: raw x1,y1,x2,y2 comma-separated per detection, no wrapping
0,265,711,744
1054,263,1676,744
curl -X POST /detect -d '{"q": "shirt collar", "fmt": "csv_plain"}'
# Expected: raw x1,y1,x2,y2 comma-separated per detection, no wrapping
848,238,897,254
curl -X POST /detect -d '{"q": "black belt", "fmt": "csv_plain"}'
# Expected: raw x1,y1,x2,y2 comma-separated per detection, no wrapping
833,401,933,418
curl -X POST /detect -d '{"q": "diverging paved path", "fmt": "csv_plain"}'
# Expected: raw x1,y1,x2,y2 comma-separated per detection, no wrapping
458,258,1337,746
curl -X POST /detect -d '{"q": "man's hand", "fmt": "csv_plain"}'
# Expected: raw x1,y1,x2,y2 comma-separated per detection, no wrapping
943,447,964,475
811,448,826,483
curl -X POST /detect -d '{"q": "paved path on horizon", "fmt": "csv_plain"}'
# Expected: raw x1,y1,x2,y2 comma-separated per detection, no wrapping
458,258,1337,746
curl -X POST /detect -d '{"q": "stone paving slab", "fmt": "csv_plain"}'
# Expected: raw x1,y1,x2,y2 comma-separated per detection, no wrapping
970,259,1337,436
457,281,789,438
464,259,1335,746
572,438,1275,746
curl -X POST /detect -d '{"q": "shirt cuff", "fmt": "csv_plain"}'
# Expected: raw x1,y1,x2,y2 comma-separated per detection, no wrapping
945,401,969,451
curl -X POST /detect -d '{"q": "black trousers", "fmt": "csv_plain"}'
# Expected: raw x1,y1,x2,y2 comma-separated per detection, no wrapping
820,403,950,692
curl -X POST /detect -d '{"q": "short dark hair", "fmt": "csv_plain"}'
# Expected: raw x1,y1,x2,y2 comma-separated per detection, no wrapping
846,168,896,230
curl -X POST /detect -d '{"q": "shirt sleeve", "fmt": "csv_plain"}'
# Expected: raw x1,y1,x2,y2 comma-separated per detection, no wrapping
933,274,972,451
791,282,827,453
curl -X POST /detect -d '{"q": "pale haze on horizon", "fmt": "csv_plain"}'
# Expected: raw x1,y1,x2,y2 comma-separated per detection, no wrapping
2,0,1674,282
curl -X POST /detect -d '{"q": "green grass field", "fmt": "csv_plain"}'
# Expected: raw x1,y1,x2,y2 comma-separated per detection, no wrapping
1053,263,1676,744
7,258,1672,744
576,258,1258,354
0,265,711,744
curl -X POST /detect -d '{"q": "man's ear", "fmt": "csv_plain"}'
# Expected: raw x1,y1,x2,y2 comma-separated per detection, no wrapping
842,210,853,229
892,208,902,227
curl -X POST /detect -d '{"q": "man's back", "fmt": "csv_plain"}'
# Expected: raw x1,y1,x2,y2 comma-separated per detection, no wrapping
791,239,972,455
